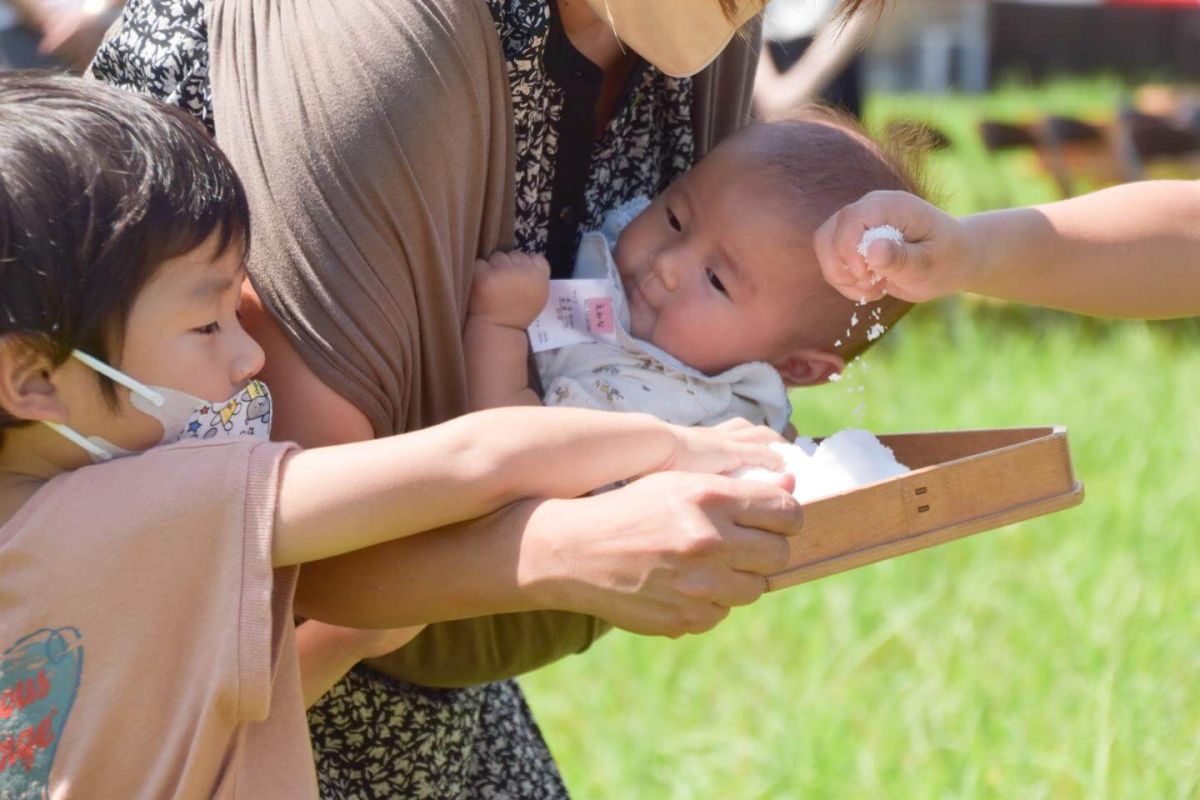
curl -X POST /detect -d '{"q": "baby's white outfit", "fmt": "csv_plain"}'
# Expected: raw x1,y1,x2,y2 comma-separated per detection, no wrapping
535,198,792,431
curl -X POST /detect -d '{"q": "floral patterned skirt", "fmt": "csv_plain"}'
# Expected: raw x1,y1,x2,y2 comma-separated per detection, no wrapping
308,665,569,799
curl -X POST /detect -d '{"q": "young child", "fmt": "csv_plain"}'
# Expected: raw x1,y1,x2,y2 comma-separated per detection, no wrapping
812,181,1200,319
465,112,925,426
0,74,787,797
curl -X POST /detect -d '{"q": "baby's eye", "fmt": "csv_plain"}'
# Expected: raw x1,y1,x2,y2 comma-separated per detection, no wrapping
666,207,682,232
194,322,221,335
707,269,728,296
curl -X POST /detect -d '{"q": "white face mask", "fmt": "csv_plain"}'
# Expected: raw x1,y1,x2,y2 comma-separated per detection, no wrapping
43,350,273,462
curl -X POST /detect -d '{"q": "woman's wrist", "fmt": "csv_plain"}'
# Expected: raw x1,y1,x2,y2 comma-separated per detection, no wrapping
513,497,589,614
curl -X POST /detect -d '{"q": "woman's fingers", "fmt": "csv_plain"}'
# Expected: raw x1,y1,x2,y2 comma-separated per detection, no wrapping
711,572,770,609
722,522,794,576
548,472,803,638
722,476,804,537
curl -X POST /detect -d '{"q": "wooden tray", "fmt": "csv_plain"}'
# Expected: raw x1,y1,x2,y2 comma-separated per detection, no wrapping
767,426,1084,591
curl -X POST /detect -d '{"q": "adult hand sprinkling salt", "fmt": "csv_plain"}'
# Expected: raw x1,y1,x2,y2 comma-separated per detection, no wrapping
815,183,1200,319
855,224,905,291
813,190,979,304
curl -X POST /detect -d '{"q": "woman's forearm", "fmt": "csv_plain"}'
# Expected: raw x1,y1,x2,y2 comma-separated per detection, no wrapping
293,497,555,627
964,180,1200,319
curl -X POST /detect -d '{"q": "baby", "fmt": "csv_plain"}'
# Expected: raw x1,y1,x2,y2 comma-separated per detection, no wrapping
467,111,926,426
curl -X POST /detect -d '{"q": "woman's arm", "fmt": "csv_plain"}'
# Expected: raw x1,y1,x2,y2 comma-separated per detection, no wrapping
295,471,801,636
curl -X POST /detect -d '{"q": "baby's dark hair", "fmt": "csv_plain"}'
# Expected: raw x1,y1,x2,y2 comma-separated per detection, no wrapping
0,72,250,442
738,107,929,363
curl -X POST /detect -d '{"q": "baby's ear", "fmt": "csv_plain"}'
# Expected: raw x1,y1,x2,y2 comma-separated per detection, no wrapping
772,349,846,387
0,335,68,423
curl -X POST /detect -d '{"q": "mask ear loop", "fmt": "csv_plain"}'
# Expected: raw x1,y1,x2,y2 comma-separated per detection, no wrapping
71,350,166,408
43,421,114,461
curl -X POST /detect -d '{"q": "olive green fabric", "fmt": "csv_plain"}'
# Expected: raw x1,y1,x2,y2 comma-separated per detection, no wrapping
210,0,759,688
366,612,612,689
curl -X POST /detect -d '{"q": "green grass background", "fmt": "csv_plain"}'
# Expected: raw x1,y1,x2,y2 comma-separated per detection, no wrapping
520,82,1200,798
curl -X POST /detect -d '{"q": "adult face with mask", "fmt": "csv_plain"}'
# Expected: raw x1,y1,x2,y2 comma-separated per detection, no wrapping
89,0,872,795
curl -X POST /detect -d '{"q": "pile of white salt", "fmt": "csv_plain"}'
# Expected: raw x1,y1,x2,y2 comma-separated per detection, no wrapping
735,429,909,503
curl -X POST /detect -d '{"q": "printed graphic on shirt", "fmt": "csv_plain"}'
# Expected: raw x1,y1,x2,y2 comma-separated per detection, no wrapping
0,628,84,797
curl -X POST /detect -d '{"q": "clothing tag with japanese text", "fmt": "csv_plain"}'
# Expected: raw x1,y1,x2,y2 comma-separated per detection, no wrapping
527,279,618,353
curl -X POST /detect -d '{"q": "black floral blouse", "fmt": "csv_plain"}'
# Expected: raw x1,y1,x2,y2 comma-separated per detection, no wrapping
487,0,695,272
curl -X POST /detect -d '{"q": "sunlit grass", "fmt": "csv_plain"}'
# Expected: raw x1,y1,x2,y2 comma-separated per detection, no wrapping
524,308,1200,798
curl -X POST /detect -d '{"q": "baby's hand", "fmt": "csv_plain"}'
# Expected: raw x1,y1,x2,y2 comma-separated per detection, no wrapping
659,418,788,477
813,190,980,303
469,250,551,330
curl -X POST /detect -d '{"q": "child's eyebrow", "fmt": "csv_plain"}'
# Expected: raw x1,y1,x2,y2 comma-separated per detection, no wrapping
192,268,247,300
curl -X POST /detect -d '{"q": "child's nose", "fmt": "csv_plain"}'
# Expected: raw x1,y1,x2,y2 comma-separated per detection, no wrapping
231,327,266,385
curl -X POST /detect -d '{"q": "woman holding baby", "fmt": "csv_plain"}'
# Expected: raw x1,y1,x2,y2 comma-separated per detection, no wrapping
88,0,843,794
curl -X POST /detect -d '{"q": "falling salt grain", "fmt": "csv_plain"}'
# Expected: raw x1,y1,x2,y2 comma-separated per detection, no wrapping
867,323,887,341
828,372,842,382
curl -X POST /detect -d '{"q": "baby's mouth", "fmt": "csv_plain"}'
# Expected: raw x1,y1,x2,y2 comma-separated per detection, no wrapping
625,278,646,313
624,280,656,339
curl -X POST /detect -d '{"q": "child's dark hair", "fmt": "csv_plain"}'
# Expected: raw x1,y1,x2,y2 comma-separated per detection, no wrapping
0,72,250,441
741,107,930,362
